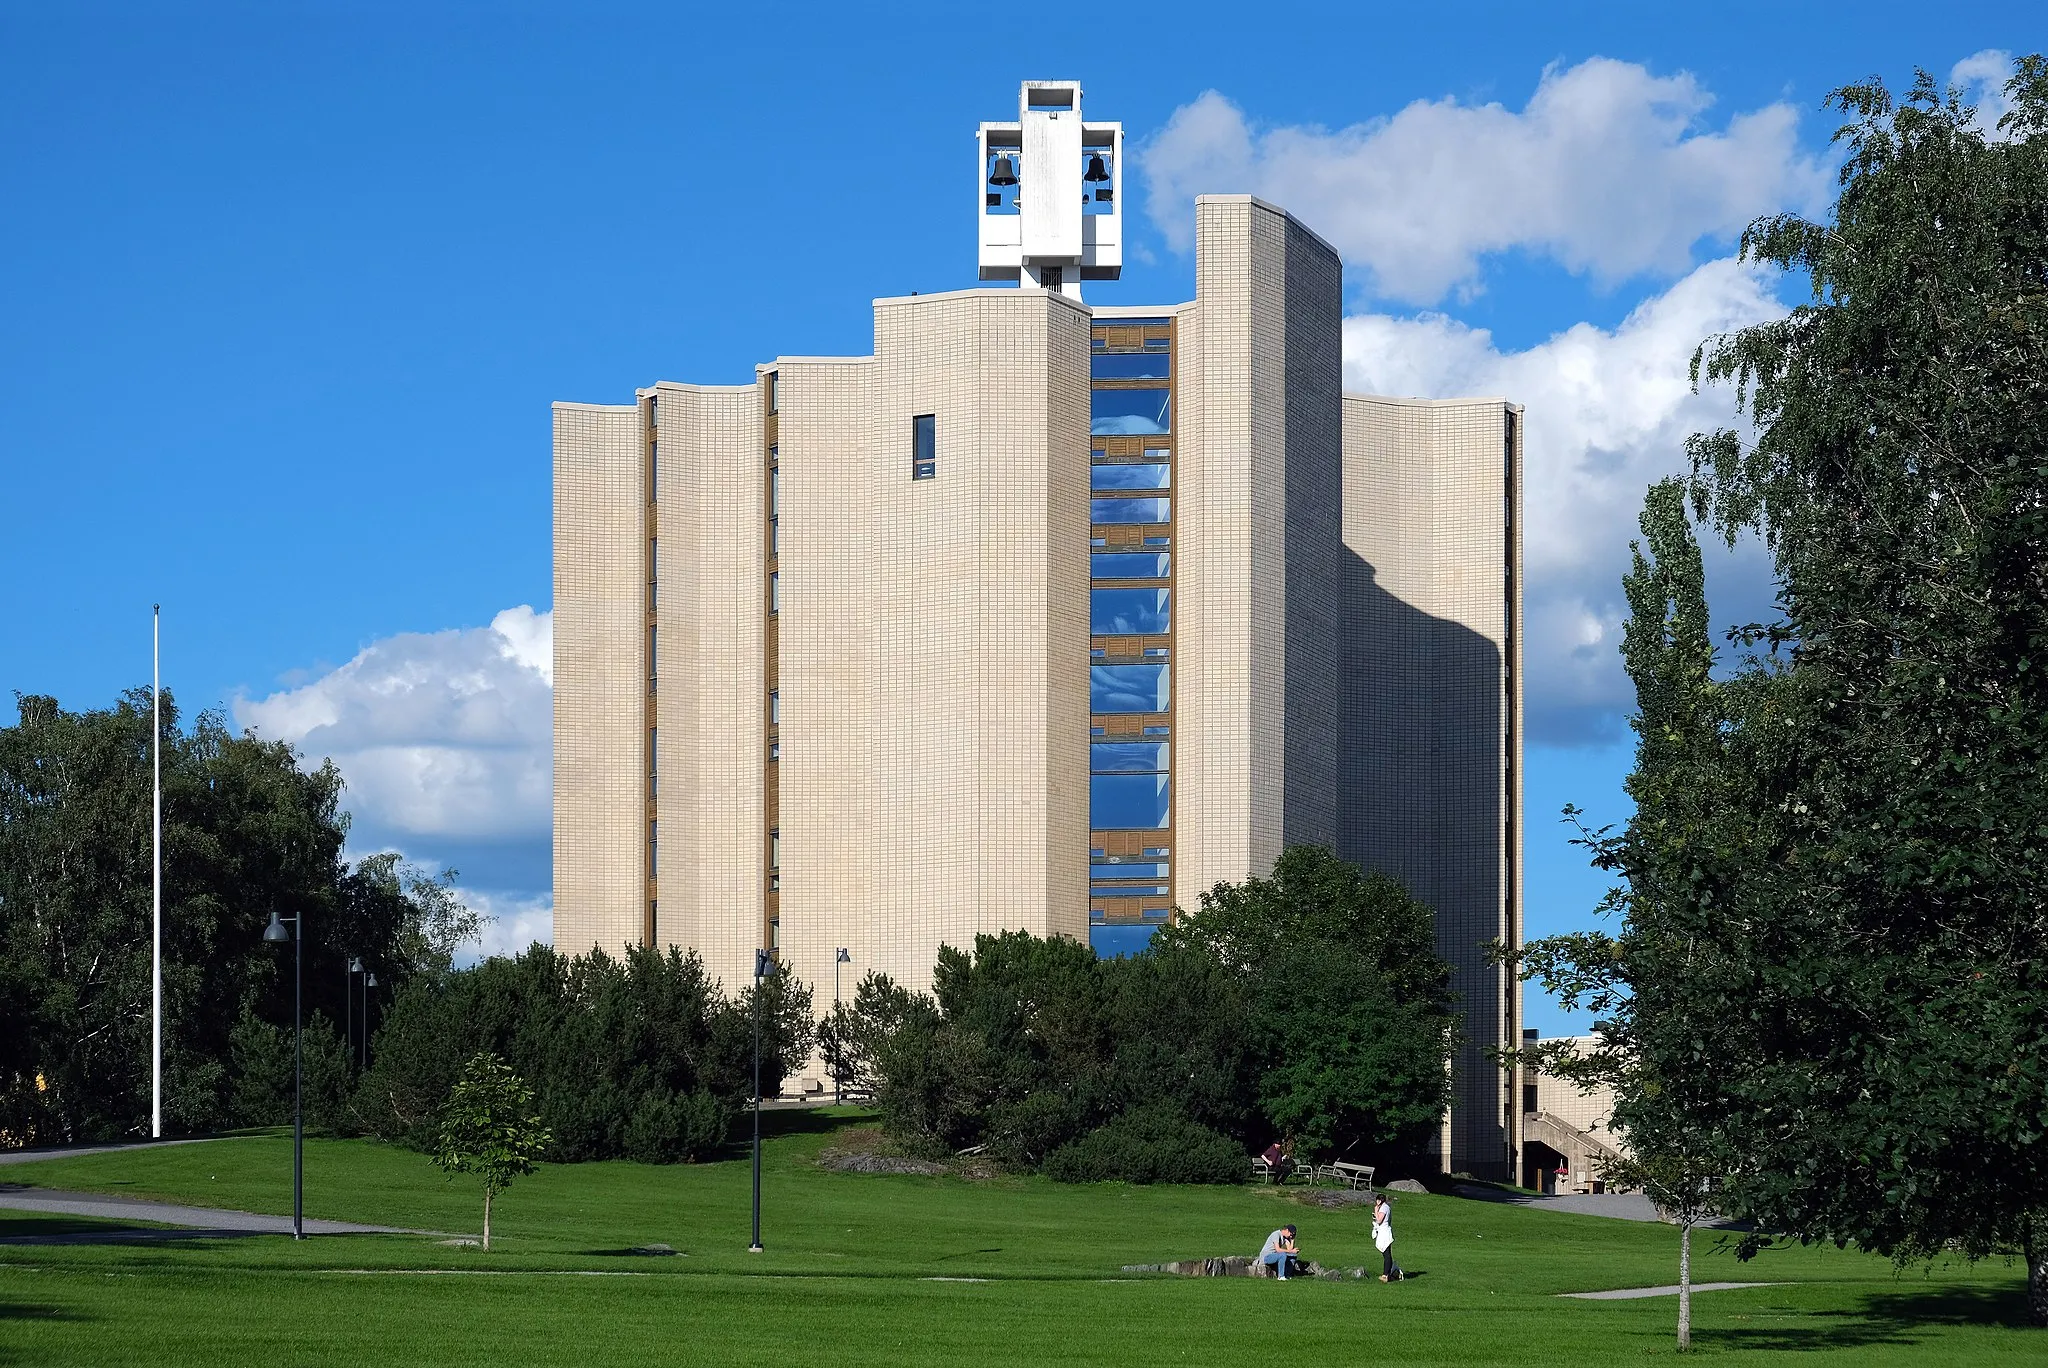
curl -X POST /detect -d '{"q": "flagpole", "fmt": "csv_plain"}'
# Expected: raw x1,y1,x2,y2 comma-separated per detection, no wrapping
152,604,162,1139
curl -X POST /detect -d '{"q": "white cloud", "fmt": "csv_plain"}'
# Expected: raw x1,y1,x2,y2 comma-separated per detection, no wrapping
1344,256,1786,739
1951,49,2019,139
456,888,554,964
1141,59,1830,304
236,606,552,843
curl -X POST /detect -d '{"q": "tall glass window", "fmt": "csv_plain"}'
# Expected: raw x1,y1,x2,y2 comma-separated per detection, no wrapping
1090,663,1169,712
1091,388,1171,436
1091,588,1170,635
1092,463,1170,491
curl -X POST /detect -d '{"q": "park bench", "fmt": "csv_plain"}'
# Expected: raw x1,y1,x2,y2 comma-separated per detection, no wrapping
1320,1160,1376,1191
1250,1155,1310,1185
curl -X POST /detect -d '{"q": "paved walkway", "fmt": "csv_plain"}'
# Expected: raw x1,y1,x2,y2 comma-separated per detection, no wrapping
1562,1281,1783,1300
0,1186,426,1242
0,1136,227,1167
1450,1185,1748,1227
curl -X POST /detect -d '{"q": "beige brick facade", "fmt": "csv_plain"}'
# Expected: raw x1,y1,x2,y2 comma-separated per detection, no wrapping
1340,394,1525,1178
649,382,766,996
552,401,647,956
552,201,1522,1172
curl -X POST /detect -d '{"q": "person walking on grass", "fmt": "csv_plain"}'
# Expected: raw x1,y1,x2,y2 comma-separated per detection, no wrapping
1258,1223,1300,1280
1373,1193,1404,1282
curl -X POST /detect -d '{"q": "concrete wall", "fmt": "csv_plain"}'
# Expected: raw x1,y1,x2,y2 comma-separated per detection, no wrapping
551,401,647,957
1339,394,1524,1179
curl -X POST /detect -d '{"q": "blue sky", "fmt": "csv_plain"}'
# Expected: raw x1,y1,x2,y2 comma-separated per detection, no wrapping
2,3,2036,1029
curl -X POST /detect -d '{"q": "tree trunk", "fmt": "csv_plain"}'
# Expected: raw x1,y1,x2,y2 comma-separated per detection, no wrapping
2027,1217,2046,1329
1677,1220,1692,1352
483,1187,493,1252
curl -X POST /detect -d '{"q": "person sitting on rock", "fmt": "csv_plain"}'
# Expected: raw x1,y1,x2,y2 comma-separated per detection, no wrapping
1258,1224,1300,1280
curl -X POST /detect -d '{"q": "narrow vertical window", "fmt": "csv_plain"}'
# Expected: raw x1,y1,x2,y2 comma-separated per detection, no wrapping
648,537,658,608
769,689,779,725
647,626,657,693
770,828,780,868
766,372,779,414
648,727,657,797
648,820,658,870
770,466,779,517
911,413,936,480
770,571,780,614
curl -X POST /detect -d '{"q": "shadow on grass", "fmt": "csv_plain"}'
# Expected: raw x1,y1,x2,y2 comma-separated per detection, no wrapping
0,1296,91,1366
1696,1283,2029,1353
709,1107,878,1159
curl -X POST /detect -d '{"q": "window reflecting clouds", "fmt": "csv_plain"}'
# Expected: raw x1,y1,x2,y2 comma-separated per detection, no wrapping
1091,663,1169,711
1091,741,1166,772
1092,552,1169,579
1092,588,1170,634
1092,463,1170,491
1091,388,1171,435
1092,497,1170,524
1091,352,1171,381
1090,773,1169,828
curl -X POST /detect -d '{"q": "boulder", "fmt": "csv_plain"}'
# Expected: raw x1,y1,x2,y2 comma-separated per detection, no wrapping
1386,1179,1429,1194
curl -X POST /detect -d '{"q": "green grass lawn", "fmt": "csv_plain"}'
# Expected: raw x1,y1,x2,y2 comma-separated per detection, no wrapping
0,1110,2034,1365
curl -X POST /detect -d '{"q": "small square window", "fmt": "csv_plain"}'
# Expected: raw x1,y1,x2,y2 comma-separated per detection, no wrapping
911,413,936,480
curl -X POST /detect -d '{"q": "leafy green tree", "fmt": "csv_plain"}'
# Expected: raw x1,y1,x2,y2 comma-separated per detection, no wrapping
1510,479,1748,1353
1521,56,2048,1332
433,1052,552,1250
0,689,474,1145
1156,845,1456,1164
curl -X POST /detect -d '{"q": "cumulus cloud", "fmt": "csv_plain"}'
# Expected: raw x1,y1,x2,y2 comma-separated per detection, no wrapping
1951,49,2020,139
1141,58,1830,304
1344,257,1787,740
235,606,553,844
457,889,554,963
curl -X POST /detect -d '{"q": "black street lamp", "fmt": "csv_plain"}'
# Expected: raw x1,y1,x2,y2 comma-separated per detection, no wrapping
833,948,851,1104
362,969,377,1070
750,948,772,1254
345,957,362,1069
261,909,303,1240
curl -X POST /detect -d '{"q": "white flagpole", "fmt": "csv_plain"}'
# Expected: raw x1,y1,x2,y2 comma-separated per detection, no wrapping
152,604,162,1139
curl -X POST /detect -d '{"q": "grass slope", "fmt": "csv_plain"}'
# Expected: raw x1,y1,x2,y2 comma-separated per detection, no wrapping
0,1111,2033,1365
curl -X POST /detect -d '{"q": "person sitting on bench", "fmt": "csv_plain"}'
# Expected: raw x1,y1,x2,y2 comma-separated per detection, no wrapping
1258,1224,1300,1280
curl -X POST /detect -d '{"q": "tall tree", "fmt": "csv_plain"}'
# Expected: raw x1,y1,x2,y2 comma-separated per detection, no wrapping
1514,480,1748,1352
0,690,477,1144
1524,57,2048,1332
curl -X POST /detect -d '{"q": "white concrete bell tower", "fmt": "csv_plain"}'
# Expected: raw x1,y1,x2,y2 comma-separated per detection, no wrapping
977,80,1122,300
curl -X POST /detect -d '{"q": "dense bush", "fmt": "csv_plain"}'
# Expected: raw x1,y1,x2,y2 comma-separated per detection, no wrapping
831,846,1456,1181
1042,1105,1246,1185
354,943,811,1163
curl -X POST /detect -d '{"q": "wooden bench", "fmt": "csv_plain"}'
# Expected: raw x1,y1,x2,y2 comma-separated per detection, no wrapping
1322,1161,1376,1191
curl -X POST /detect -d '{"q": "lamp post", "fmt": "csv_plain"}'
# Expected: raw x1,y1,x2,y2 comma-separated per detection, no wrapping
345,957,361,1069
362,970,377,1070
261,909,303,1240
750,948,771,1254
833,948,850,1104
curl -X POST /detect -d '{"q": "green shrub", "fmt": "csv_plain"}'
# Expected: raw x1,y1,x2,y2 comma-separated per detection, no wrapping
1041,1105,1245,1185
623,1087,728,1164
352,943,811,1163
